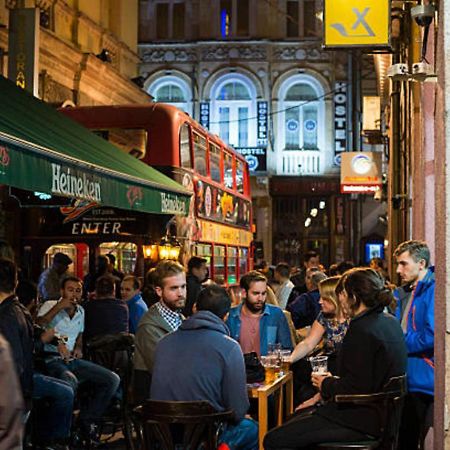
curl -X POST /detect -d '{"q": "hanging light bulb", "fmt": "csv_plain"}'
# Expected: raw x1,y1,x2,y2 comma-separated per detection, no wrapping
310,208,318,217
305,218,312,227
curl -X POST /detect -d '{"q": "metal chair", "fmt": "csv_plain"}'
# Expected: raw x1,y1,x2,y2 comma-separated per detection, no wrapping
317,375,407,450
85,332,139,450
134,400,234,450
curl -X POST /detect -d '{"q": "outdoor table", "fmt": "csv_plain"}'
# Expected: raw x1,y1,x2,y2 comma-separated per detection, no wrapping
247,371,293,450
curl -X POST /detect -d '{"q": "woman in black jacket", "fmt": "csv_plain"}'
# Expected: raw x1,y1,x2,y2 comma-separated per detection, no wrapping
264,267,408,450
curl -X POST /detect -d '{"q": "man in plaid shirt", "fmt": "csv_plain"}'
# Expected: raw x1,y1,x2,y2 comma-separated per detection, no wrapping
133,260,186,402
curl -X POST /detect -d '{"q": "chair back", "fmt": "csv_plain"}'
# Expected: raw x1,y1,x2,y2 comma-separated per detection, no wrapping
135,400,234,450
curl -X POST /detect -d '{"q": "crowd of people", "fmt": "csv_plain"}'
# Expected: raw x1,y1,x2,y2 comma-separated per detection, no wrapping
0,240,434,450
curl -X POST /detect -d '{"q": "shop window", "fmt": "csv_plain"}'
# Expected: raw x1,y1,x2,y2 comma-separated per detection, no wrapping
193,132,207,176
99,242,138,275
180,123,192,168
209,142,222,183
224,152,234,189
239,247,248,278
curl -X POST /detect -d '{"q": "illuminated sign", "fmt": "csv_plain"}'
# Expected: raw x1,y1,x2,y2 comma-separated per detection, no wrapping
198,219,253,247
324,0,390,49
340,152,382,194
334,82,347,166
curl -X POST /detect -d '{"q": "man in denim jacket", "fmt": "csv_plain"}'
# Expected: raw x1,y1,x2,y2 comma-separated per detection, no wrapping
227,271,293,357
394,240,434,450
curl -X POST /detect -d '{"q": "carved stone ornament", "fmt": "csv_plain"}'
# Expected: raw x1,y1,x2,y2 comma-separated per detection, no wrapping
273,46,330,61
202,45,266,61
141,48,196,63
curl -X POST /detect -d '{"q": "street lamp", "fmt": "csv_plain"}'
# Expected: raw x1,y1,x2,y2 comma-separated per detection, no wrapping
158,235,181,261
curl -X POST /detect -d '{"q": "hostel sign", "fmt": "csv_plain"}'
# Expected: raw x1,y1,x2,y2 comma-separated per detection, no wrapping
324,0,390,49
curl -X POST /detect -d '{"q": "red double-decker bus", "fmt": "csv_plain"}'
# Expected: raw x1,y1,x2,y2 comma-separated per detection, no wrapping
61,103,253,285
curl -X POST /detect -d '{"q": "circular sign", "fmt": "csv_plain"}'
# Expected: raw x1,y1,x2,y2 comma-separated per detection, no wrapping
286,119,299,132
204,185,212,217
334,154,342,166
304,119,316,132
352,154,372,175
245,155,259,171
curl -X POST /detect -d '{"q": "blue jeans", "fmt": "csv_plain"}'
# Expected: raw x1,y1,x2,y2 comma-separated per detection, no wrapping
45,357,120,426
32,373,74,441
220,418,258,450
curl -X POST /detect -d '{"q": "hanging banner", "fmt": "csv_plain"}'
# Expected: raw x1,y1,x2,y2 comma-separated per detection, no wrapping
199,102,210,129
257,101,268,147
324,0,390,49
334,82,347,166
8,8,40,95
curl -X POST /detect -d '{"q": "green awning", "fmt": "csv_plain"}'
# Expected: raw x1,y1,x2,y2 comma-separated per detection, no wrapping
0,76,191,215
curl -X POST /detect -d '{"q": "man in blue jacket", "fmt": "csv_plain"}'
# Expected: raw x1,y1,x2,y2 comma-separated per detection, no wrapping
227,271,293,356
394,240,434,450
151,285,258,450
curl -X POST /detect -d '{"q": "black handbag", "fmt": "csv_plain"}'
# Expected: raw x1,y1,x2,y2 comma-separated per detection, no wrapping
243,352,265,383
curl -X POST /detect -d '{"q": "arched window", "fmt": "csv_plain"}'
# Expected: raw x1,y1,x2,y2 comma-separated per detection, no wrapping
210,75,256,149
147,76,192,115
279,76,324,151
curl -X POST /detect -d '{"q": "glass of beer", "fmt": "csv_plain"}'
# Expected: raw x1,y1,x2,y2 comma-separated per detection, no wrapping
309,355,328,375
261,355,278,384
280,350,292,374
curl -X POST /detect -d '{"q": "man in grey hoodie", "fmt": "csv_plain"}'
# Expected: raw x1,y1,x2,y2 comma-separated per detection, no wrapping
151,285,258,450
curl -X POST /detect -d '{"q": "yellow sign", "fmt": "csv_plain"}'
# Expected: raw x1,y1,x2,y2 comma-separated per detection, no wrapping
324,0,390,48
198,220,253,247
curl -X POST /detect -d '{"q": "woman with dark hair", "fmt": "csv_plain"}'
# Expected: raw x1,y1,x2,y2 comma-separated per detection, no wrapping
264,268,408,450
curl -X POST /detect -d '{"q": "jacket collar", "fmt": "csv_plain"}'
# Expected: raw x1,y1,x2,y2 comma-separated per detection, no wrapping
231,302,271,318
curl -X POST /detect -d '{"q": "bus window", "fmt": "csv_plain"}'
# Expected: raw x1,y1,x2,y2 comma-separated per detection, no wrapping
227,246,237,284
236,159,245,194
224,152,233,189
193,132,207,176
93,128,147,159
239,247,248,278
214,245,226,284
209,142,222,183
195,243,212,269
180,123,192,168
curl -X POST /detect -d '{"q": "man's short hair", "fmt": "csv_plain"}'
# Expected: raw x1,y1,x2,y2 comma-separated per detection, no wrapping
0,258,17,294
122,275,141,290
275,262,290,279
106,253,116,265
188,256,207,272
95,275,116,297
310,271,327,289
61,276,82,290
304,250,319,263
53,252,72,267
394,240,430,268
16,280,37,308
196,285,231,319
336,261,355,275
153,260,185,288
240,270,267,291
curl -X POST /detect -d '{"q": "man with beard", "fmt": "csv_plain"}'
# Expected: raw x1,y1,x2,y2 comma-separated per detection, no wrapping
227,271,292,357
133,260,186,403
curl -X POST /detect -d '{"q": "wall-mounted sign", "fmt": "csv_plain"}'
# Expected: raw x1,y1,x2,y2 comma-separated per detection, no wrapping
257,101,268,146
8,8,39,95
200,102,210,129
324,0,390,49
340,152,382,194
235,147,267,173
334,82,347,166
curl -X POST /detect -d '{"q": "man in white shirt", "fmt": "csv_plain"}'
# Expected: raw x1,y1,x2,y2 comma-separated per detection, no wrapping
274,262,295,310
37,276,120,445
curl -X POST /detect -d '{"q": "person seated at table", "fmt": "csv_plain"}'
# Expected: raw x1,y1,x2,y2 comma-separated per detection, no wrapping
289,276,349,408
226,271,293,357
151,284,258,450
83,275,129,342
263,267,407,450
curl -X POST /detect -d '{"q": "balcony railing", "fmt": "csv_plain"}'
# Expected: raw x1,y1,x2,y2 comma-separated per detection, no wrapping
277,150,321,176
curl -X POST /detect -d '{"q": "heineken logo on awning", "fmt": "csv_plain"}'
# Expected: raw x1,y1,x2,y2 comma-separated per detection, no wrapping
161,192,186,215
51,163,102,202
